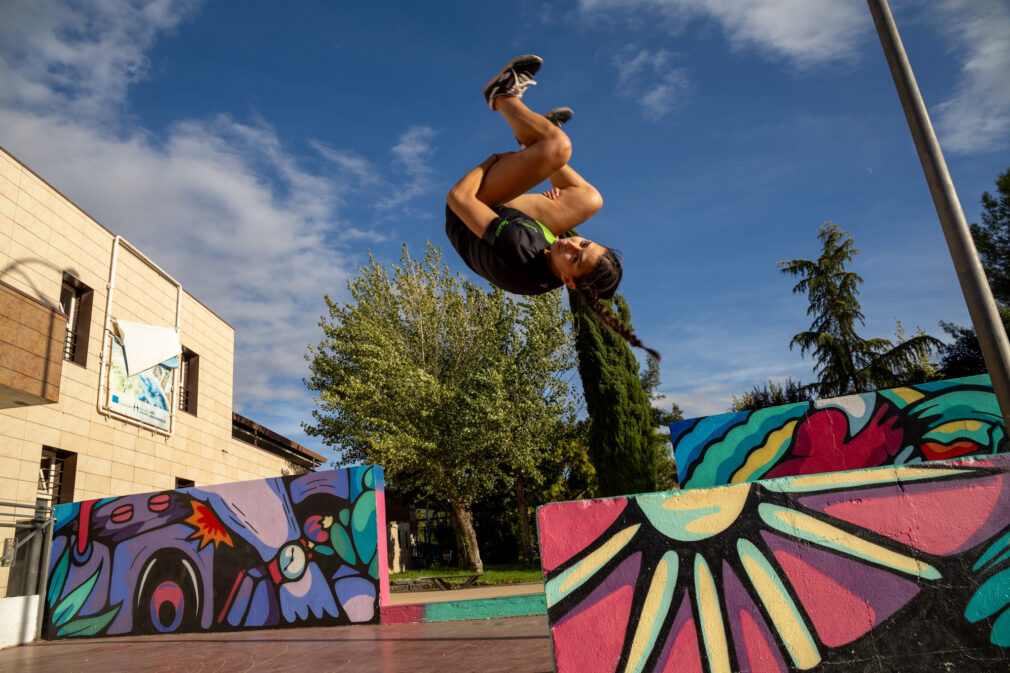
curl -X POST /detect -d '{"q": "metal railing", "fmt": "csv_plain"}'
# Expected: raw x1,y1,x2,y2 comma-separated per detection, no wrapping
1,500,54,642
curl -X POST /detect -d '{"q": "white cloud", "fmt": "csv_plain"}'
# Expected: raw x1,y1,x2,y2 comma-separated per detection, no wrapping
580,0,867,68
613,49,689,120
0,0,431,416
0,0,202,118
379,125,439,210
581,0,1010,152
931,0,1010,153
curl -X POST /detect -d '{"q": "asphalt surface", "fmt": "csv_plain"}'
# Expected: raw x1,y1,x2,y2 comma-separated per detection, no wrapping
0,615,555,673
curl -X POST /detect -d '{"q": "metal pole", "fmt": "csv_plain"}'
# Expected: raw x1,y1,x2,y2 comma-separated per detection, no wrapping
867,0,1010,429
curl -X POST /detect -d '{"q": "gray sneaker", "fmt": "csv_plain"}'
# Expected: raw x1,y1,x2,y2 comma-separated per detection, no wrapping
544,107,573,127
516,108,573,147
483,55,543,109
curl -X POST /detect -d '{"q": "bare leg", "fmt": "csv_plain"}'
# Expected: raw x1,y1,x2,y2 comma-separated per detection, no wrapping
473,97,572,207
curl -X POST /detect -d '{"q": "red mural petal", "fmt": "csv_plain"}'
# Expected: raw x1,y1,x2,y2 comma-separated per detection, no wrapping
766,405,904,479
552,585,633,673
816,475,1005,556
723,561,787,672
739,609,786,673
538,498,627,572
659,597,704,673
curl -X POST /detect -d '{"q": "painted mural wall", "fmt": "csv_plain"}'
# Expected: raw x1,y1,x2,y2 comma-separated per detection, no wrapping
672,374,1006,490
44,466,385,639
537,454,1010,673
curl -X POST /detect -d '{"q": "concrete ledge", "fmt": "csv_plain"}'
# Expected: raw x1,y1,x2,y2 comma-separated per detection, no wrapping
381,592,547,624
0,595,39,650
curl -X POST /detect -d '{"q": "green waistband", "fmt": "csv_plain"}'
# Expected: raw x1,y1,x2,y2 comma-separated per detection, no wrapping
495,218,557,244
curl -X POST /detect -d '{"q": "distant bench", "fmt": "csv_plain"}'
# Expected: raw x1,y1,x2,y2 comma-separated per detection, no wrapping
390,574,481,592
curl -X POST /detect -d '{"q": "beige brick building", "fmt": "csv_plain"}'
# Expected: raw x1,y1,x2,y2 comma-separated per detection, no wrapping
0,146,322,596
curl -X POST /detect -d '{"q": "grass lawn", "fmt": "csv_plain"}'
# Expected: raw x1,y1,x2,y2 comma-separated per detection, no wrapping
390,563,543,585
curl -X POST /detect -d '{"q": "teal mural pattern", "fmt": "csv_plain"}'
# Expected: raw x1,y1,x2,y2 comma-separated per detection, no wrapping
671,375,1006,489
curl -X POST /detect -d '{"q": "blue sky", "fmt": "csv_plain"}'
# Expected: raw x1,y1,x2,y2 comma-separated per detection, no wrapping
1,0,1008,466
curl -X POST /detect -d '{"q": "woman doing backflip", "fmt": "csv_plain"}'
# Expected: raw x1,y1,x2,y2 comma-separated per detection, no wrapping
445,55,659,360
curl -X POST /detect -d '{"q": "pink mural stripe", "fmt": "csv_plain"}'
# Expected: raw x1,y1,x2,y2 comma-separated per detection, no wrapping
77,499,94,556
811,475,1006,556
538,498,628,573
658,596,704,673
379,604,425,625
762,531,920,647
552,585,633,673
218,569,247,623
375,476,390,608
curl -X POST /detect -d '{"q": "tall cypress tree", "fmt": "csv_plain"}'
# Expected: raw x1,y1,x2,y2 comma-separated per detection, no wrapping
569,291,656,496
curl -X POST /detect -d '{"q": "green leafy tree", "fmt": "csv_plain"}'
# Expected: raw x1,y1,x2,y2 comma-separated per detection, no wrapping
539,420,599,503
640,354,684,490
938,311,1010,379
569,291,656,496
971,166,1010,307
498,290,577,568
730,378,813,412
778,222,941,397
304,244,574,572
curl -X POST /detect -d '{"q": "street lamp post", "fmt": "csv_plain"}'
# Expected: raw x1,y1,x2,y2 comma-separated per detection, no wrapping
867,0,1010,429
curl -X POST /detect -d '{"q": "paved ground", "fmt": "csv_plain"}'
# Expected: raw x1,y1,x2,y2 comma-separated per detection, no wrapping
0,615,555,673
1,585,555,673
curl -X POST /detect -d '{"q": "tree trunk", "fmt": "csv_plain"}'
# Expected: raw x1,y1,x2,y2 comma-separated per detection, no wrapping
514,474,534,569
448,500,484,573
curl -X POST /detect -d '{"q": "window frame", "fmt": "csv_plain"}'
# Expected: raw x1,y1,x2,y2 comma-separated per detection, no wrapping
59,273,93,367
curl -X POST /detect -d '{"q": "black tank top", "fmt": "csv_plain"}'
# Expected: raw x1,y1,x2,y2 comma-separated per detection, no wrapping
445,204,562,296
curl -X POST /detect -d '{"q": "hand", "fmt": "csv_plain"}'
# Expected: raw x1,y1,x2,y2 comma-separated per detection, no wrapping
541,187,561,200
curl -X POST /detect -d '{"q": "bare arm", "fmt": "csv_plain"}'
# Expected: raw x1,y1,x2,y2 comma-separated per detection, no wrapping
446,154,505,238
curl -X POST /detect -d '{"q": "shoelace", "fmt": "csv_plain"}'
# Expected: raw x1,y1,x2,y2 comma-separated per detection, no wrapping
508,69,537,94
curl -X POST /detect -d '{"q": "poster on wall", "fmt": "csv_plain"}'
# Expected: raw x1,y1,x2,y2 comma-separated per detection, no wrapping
107,336,174,431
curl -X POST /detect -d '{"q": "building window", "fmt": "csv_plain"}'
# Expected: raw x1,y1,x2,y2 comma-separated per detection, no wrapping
175,477,194,489
4,448,75,597
59,273,93,366
38,447,76,508
178,347,199,415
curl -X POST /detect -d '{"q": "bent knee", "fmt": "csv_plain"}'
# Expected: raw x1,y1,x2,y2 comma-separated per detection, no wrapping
544,128,572,170
585,187,603,215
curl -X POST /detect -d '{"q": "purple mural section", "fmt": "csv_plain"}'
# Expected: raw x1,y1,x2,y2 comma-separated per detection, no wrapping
44,466,385,639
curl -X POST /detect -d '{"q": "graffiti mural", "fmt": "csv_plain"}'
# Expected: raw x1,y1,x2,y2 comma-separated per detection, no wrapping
672,374,1006,490
537,454,1010,673
44,466,385,639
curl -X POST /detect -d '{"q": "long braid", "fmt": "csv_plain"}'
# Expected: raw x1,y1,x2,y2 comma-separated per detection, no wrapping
573,247,661,361
579,292,662,361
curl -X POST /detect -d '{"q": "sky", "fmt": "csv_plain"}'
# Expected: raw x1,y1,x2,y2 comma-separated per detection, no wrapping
1,0,1008,466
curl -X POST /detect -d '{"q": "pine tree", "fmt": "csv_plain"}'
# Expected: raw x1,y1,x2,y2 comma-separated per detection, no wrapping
569,291,656,496
971,166,1010,307
778,222,941,397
